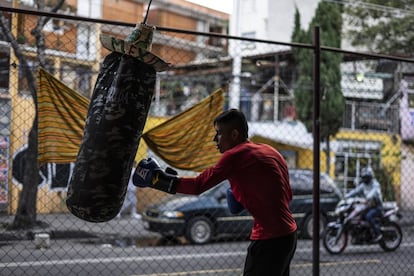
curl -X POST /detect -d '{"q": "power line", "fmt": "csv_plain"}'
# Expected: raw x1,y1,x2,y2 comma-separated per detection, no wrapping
324,0,414,16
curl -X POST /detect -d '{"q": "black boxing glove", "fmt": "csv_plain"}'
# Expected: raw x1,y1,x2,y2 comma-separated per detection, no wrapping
133,158,178,194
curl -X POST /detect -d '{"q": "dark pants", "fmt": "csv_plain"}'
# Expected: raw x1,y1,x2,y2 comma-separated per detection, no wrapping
243,231,297,276
364,207,382,236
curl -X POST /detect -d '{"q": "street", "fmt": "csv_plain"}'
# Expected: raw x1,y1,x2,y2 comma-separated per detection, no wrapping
1,227,413,276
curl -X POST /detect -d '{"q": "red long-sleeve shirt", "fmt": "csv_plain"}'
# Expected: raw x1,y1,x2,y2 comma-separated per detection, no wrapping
177,141,297,240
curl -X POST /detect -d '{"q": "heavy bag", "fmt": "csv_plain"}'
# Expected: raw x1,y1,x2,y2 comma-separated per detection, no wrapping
66,52,156,222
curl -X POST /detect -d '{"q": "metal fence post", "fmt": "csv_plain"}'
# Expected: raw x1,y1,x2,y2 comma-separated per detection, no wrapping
312,25,321,276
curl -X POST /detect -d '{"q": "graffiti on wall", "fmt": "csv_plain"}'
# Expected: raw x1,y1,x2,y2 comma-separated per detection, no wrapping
12,145,74,191
0,97,10,209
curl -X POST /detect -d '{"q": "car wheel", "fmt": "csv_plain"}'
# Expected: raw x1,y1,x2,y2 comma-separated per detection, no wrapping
185,216,214,244
302,214,327,239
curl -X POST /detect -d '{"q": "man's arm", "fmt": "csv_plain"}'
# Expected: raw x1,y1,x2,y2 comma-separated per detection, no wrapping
226,187,244,214
345,185,362,198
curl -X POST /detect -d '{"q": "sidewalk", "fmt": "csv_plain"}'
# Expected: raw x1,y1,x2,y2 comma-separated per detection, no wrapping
0,212,159,242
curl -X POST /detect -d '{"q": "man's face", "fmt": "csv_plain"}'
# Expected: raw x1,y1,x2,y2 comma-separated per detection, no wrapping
213,123,238,153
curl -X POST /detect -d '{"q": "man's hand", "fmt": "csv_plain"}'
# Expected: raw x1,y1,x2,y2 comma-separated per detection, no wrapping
226,188,244,214
133,158,178,194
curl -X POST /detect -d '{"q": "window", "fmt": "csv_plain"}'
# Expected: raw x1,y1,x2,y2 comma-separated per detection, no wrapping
18,60,36,96
0,55,9,91
289,170,337,196
207,26,224,47
60,64,92,98
334,139,381,194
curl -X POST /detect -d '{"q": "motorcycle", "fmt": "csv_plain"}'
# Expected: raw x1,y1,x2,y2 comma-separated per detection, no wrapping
323,197,403,254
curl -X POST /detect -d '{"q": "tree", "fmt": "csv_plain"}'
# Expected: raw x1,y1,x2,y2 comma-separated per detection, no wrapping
345,0,414,55
291,3,345,173
0,0,66,229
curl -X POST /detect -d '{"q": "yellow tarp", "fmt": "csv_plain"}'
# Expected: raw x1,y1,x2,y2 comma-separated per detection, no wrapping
142,89,223,171
36,68,223,171
37,68,89,163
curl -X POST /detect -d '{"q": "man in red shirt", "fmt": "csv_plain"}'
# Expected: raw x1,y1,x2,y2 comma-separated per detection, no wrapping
135,109,297,276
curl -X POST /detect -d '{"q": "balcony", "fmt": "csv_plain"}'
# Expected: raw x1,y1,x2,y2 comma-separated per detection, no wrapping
343,101,400,133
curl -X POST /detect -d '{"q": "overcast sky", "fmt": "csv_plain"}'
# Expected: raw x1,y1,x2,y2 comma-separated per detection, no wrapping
186,0,233,14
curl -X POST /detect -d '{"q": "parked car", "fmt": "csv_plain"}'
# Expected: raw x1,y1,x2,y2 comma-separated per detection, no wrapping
142,169,342,244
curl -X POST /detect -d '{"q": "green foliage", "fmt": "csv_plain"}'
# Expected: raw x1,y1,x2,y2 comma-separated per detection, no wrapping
345,0,414,54
291,2,345,140
375,143,403,201
375,166,396,201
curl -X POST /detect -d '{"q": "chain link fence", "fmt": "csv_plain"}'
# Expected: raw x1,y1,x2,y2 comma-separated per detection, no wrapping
0,6,414,276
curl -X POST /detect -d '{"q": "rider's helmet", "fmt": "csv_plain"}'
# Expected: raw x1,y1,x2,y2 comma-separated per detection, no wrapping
360,166,374,184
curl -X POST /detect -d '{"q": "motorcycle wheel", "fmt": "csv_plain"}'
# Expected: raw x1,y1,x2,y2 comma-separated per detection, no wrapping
323,227,348,255
379,221,403,252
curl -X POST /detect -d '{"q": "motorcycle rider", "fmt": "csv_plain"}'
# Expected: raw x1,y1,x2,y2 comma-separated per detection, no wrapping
345,166,384,242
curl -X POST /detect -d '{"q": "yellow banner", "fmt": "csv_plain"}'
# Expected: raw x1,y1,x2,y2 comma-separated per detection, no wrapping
143,89,223,172
37,68,88,164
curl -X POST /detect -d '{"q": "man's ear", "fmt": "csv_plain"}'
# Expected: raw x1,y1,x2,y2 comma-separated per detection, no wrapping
231,129,240,140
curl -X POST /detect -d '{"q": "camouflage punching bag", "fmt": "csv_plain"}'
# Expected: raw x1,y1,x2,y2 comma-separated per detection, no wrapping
66,23,169,222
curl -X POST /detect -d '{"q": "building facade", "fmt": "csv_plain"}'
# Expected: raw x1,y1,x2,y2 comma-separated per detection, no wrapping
229,0,412,208
0,0,230,214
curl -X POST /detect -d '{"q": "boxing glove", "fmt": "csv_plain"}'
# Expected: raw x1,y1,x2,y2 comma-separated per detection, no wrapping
134,158,178,194
226,187,244,214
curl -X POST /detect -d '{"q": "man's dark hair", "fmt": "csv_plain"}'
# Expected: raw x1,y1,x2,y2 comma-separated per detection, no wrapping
214,109,249,139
